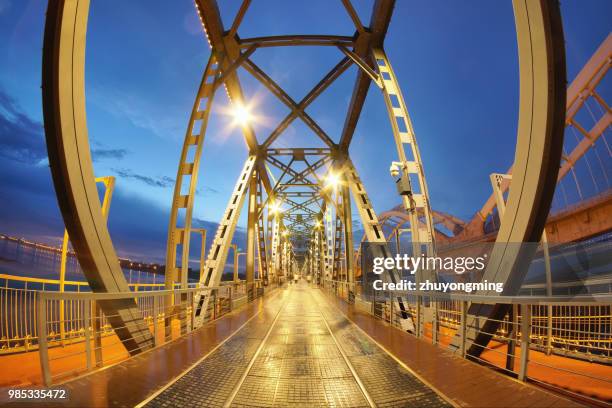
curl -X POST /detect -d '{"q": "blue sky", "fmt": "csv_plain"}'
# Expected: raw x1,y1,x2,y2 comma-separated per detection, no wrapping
0,0,610,263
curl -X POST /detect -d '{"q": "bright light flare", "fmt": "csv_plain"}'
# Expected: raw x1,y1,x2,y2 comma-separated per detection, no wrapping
269,200,282,214
325,171,341,190
231,103,253,126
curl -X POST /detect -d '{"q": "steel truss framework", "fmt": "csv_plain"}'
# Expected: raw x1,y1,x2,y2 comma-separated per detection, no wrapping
42,0,565,359
162,0,439,332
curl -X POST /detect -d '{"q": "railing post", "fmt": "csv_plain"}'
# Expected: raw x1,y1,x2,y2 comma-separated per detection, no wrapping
37,292,52,386
229,287,233,312
506,304,518,371
213,291,218,319
372,285,376,316
390,295,394,327
432,298,439,345
153,295,159,347
189,291,195,332
459,300,467,358
546,304,553,355
416,294,422,338
518,304,531,381
84,299,92,370
92,300,103,367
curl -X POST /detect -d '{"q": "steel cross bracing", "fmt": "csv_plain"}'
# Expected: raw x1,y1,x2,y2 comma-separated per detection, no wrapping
158,0,439,331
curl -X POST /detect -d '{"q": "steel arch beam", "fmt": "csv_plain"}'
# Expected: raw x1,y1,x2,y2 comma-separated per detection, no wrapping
42,0,153,354
451,0,567,357
165,53,222,291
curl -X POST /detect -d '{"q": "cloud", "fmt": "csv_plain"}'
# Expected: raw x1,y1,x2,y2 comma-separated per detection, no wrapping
197,186,219,195
0,87,46,165
91,148,129,161
89,85,185,141
111,167,218,195
0,153,243,264
0,0,10,15
0,87,236,264
112,167,176,188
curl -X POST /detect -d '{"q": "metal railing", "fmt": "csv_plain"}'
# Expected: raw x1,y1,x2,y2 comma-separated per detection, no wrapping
31,280,265,386
0,274,263,356
0,273,186,353
323,279,612,400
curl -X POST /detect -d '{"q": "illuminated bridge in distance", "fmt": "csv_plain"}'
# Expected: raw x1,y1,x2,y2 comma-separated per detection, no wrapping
1,0,611,407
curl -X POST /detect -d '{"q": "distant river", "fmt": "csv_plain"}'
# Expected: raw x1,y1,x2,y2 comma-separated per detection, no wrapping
0,238,161,289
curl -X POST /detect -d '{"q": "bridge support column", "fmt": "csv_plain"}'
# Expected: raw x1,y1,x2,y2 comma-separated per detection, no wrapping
341,180,355,302
246,171,257,299
193,156,257,328
344,159,416,333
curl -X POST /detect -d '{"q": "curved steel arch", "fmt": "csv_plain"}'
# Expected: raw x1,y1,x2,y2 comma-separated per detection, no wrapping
42,0,153,353
451,0,566,357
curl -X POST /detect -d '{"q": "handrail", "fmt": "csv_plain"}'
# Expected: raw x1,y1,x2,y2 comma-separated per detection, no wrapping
0,273,202,290
1,273,264,289
38,284,234,301
0,273,89,286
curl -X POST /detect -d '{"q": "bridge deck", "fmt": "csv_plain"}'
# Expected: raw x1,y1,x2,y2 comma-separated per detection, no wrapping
4,284,583,407
143,284,450,407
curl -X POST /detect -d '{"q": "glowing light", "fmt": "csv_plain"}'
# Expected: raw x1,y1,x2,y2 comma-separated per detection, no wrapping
282,230,289,237
232,103,253,126
325,171,341,189
314,220,322,229
269,200,282,214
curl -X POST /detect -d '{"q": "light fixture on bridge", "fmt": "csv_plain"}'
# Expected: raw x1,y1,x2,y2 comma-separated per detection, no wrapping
231,103,253,127
269,200,282,214
324,171,341,190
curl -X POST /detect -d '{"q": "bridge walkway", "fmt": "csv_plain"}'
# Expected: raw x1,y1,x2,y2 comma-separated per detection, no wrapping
142,283,450,407
3,283,583,407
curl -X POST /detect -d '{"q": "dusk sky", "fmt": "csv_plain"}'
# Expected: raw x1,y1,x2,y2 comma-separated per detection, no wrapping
0,0,610,263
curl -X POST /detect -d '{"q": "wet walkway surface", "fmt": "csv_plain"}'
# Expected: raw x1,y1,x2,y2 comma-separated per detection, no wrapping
2,283,581,407
144,284,450,407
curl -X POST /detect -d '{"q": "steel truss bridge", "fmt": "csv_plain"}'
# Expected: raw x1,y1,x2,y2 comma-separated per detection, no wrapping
1,0,610,406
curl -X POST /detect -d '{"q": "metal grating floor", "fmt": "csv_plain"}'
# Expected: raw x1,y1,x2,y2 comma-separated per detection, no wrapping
145,285,450,407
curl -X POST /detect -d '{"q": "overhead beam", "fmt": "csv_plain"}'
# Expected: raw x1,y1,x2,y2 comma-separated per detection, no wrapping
240,35,354,48
339,0,396,151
